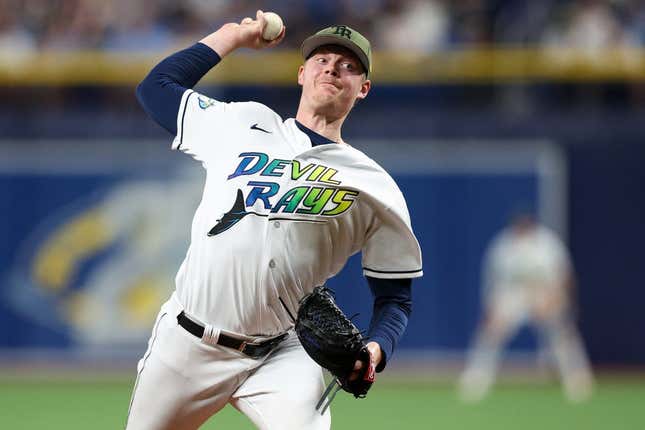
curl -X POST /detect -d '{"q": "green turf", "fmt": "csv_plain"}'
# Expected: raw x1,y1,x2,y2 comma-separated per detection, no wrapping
0,376,643,429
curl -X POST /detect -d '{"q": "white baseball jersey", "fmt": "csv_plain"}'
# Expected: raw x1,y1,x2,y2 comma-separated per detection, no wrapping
170,90,423,337
483,224,571,296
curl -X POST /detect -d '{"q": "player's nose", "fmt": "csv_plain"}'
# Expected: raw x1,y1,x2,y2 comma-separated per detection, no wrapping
323,61,340,77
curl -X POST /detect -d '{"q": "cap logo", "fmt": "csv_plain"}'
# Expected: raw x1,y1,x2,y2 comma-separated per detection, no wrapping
332,25,352,39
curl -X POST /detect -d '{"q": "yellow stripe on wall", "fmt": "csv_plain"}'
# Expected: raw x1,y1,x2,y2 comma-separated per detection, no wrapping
1,48,643,86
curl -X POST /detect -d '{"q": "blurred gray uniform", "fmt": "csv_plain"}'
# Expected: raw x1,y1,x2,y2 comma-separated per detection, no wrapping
459,221,593,402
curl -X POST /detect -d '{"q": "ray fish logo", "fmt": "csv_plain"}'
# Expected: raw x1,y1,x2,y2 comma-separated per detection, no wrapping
198,95,216,110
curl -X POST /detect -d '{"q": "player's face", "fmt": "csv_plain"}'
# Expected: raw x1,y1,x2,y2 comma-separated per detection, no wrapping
298,45,371,120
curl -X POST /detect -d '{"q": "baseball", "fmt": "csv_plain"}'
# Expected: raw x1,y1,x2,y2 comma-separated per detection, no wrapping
262,12,283,41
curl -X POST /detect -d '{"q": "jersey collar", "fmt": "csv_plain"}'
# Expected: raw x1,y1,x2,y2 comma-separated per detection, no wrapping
295,120,336,147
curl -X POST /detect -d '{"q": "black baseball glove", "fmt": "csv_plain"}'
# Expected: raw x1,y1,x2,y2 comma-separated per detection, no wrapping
295,286,375,412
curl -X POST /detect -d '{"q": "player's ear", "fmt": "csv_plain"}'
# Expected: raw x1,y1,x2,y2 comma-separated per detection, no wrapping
356,79,371,101
297,65,305,86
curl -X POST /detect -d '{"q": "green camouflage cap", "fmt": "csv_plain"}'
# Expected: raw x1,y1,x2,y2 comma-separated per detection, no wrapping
301,25,372,76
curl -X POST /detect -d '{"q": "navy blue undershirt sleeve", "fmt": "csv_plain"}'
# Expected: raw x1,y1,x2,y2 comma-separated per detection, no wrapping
136,42,221,135
366,276,413,372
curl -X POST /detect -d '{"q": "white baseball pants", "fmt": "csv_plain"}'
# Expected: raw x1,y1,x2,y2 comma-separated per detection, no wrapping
125,294,331,430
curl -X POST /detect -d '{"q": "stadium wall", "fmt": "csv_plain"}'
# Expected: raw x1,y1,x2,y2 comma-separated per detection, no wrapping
0,85,643,365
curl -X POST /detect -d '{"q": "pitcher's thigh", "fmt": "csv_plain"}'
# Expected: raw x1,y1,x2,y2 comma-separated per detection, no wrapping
231,338,331,430
127,352,221,430
126,315,234,430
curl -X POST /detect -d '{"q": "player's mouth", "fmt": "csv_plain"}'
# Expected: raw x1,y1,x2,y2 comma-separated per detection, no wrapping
318,80,341,90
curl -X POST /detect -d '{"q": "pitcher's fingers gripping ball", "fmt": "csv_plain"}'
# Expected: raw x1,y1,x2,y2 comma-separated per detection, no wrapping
262,12,284,41
296,286,375,413
237,10,285,49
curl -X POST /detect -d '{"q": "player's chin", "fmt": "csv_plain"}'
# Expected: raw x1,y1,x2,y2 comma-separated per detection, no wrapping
312,94,352,115
312,93,337,108
318,88,351,102
314,88,340,102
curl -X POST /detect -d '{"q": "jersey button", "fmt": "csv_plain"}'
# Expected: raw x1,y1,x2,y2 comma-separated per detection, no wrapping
269,259,276,268
273,221,280,228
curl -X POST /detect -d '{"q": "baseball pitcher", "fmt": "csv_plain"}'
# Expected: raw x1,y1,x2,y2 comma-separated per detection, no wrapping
126,10,422,430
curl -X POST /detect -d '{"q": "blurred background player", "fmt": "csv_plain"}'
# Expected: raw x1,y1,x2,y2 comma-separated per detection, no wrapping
458,210,594,403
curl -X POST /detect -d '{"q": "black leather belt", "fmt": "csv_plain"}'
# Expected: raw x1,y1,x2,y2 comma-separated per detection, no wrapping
177,311,288,359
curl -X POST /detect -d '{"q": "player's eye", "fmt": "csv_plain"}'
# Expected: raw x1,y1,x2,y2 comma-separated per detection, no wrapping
316,57,327,64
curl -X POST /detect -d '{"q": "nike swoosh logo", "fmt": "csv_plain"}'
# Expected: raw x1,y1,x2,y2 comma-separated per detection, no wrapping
250,123,272,134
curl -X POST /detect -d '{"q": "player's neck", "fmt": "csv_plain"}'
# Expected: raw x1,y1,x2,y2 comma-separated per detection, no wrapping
295,109,346,144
